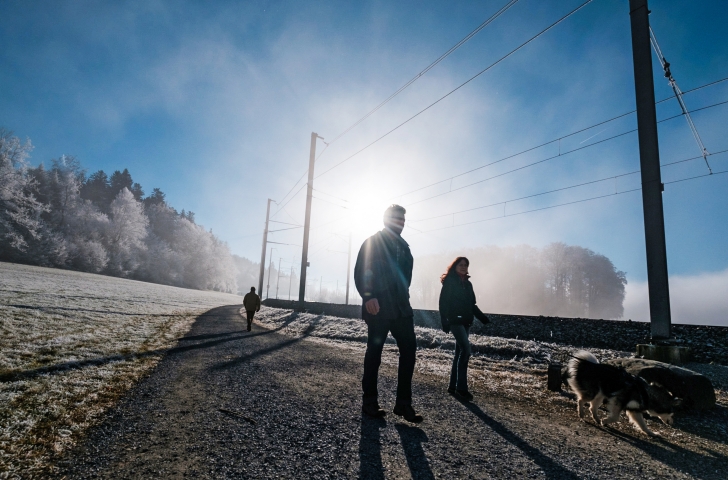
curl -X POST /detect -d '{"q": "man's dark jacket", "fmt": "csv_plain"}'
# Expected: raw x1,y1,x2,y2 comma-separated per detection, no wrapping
438,274,489,329
354,228,413,321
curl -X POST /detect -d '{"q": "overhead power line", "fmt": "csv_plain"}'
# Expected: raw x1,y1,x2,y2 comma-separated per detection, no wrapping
272,182,308,216
408,149,728,224
270,135,332,224
650,27,713,174
314,0,595,180
404,98,728,207
326,0,521,146
392,76,728,201
270,220,303,227
268,226,303,233
410,169,728,235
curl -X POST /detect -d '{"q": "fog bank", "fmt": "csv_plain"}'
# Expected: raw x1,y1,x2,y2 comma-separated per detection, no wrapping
623,268,728,326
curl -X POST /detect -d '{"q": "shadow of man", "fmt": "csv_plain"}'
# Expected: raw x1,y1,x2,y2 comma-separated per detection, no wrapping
358,415,386,480
395,423,435,480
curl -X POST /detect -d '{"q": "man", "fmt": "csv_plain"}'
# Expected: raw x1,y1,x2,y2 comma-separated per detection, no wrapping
242,287,261,332
354,204,422,423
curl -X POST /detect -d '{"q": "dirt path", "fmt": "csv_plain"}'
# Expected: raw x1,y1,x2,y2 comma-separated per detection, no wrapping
55,306,728,479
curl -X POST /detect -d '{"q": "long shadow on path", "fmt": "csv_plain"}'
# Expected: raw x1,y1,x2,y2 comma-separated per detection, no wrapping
461,400,580,480
359,415,386,480
395,423,435,480
209,314,323,371
0,305,302,383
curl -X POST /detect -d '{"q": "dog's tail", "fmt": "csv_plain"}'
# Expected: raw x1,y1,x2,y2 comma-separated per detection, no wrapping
567,350,599,377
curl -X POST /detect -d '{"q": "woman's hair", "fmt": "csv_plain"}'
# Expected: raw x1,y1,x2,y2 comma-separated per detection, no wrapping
440,256,469,284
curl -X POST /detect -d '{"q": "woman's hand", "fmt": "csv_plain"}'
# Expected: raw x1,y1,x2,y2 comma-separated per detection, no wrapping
441,318,450,334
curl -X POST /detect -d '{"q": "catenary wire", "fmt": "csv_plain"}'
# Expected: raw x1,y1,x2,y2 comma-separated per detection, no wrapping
326,0,521,146
411,169,728,235
409,149,727,223
314,0,595,180
271,138,331,219
269,220,303,227
650,27,713,173
391,77,728,201
404,99,728,207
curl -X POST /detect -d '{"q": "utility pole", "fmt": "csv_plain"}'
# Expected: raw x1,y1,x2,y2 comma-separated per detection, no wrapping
276,258,282,299
299,132,321,304
319,276,323,301
629,0,672,339
345,232,352,305
288,265,293,300
258,198,273,295
266,246,275,299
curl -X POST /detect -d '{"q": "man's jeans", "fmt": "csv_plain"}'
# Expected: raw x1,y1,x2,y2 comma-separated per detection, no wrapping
449,324,471,391
362,316,417,406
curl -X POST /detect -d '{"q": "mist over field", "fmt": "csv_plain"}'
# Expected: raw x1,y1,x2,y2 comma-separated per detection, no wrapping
624,268,728,326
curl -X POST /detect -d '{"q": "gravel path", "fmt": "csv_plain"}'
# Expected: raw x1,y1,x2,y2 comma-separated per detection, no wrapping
55,306,728,479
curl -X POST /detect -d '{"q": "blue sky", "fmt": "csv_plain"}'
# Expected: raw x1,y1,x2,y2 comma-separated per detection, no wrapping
2,0,727,322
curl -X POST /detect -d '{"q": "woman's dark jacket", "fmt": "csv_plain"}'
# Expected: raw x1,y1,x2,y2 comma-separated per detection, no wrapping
438,274,489,330
354,228,414,321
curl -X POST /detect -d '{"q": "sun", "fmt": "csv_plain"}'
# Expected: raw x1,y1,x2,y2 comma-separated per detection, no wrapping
344,186,396,237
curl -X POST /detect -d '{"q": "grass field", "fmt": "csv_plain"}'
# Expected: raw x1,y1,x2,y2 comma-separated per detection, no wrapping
0,262,243,478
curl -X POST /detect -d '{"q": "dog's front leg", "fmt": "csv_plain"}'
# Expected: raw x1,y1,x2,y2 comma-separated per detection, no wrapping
600,398,621,427
589,393,606,424
577,398,587,419
627,411,659,436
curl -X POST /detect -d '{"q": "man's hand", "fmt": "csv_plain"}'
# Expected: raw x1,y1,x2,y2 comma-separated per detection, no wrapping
365,298,380,315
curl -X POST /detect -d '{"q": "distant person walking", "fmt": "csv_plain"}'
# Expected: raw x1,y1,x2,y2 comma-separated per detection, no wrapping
438,257,490,401
354,204,423,423
243,287,261,332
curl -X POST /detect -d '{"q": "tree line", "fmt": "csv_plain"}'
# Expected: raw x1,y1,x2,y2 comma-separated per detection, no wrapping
1,128,239,292
410,243,627,319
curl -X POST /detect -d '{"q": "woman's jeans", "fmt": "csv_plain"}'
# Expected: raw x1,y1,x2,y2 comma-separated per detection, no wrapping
449,324,471,391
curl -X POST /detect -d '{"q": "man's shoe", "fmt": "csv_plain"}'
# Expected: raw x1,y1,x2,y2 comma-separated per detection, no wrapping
393,404,423,423
455,390,474,401
362,403,386,418
247,324,252,332
447,387,456,395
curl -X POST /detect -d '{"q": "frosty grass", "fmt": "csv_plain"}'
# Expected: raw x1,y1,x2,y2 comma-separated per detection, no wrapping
0,262,243,478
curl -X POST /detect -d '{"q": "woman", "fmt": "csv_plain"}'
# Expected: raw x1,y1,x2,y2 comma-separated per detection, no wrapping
438,256,489,400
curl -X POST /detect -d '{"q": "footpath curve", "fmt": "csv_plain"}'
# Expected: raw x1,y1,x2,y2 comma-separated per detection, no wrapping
56,305,728,479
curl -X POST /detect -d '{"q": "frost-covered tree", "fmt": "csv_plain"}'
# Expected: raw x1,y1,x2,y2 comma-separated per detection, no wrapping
0,129,47,256
104,187,148,276
46,156,85,229
1,128,242,292
233,255,259,294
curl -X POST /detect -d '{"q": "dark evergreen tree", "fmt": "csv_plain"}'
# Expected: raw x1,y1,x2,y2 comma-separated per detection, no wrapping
130,182,144,201
81,170,111,211
109,169,133,199
143,187,167,209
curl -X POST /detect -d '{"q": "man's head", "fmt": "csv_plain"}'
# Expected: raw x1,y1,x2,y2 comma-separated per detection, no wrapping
250,287,256,292
383,204,406,235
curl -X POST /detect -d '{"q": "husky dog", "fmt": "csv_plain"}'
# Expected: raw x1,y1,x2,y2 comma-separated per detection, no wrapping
567,351,679,436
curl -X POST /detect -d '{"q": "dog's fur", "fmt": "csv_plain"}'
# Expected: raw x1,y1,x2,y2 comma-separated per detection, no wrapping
566,351,680,436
